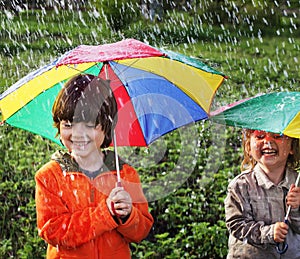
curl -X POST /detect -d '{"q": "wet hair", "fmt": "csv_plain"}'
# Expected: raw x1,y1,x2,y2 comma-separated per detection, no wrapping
52,74,118,148
241,129,300,171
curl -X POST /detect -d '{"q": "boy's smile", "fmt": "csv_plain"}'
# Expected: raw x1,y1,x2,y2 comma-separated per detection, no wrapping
59,120,105,169
71,140,90,149
250,130,293,170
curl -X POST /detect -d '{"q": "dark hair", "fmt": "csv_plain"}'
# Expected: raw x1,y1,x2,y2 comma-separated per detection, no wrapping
52,74,118,148
241,129,300,171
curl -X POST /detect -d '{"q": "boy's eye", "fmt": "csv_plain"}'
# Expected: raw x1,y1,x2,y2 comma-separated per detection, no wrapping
252,130,265,139
61,121,72,128
253,132,286,140
273,134,283,139
86,123,95,128
255,135,265,140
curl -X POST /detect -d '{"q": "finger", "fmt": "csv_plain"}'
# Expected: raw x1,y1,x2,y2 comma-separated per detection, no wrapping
282,223,289,230
276,231,287,240
113,192,132,203
112,187,124,195
111,201,122,217
114,207,130,218
120,206,131,218
277,237,285,243
114,202,132,211
109,187,125,199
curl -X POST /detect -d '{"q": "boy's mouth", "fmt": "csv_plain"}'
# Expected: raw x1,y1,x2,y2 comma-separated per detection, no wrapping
261,148,277,155
72,141,89,147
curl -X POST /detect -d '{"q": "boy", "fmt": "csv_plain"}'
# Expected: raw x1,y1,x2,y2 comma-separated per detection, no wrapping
35,74,153,258
225,129,300,258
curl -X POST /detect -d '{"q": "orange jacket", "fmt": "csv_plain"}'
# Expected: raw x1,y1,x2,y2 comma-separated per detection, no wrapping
35,151,153,259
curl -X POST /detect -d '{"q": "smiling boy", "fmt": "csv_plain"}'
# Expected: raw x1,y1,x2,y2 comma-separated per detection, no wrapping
35,74,153,258
225,129,300,258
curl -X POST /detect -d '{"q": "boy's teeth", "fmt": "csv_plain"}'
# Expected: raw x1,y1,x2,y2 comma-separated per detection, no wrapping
262,150,275,154
74,142,87,146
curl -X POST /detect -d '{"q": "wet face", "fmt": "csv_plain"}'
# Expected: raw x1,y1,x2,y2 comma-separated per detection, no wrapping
249,130,293,170
60,120,105,159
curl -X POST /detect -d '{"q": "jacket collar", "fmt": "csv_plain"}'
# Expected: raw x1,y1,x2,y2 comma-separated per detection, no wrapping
51,150,125,173
254,164,292,190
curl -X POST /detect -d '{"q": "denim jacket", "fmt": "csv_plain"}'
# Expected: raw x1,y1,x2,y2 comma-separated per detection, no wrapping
225,164,300,259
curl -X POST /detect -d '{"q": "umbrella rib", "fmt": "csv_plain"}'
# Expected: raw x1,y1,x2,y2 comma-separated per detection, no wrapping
109,59,142,83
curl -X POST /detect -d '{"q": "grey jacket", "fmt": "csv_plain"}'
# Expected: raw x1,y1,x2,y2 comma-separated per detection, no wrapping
225,164,300,259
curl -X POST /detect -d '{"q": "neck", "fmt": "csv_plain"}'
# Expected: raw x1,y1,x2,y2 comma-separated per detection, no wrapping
259,163,286,185
73,151,104,172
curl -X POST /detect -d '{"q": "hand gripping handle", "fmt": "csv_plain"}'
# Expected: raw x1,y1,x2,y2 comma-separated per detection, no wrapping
276,219,289,254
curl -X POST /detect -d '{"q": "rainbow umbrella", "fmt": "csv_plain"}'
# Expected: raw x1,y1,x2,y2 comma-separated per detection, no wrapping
0,38,226,148
211,91,300,138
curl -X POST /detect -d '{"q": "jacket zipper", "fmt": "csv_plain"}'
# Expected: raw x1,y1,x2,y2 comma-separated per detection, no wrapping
90,177,95,203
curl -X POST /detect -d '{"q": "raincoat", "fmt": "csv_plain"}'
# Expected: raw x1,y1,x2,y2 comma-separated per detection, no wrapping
225,164,300,259
35,150,153,259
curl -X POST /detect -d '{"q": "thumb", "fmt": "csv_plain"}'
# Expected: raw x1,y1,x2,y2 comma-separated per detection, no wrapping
106,197,113,214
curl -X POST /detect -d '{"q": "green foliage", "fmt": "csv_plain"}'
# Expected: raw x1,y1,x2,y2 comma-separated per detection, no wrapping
0,2,300,258
0,126,54,258
91,0,141,31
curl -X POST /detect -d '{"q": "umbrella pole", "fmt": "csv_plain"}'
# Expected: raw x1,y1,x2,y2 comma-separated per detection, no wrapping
113,130,122,187
284,172,300,221
104,62,122,187
276,170,300,254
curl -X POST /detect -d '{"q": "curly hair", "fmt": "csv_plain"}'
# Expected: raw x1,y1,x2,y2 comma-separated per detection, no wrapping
52,74,118,148
241,129,300,171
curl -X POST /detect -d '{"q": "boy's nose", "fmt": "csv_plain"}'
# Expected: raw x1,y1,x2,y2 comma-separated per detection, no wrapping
72,123,85,135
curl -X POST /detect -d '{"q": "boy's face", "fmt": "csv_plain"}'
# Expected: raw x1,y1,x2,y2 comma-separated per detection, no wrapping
60,120,105,159
249,130,293,169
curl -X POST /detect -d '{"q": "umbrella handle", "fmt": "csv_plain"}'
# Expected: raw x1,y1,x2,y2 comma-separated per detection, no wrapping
276,241,288,254
276,219,289,254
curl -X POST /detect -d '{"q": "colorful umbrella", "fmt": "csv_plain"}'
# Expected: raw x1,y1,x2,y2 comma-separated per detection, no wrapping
0,38,227,148
211,91,300,138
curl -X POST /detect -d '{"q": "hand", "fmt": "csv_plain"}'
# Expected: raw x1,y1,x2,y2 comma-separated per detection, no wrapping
274,221,289,243
106,186,132,218
286,184,300,209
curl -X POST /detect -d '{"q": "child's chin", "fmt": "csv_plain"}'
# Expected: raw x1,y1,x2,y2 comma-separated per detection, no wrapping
71,149,88,157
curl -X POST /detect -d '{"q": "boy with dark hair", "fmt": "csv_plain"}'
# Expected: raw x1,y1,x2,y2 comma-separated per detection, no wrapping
35,74,153,258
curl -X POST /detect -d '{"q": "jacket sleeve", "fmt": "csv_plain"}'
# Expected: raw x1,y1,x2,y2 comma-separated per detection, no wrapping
289,208,300,234
225,177,276,246
287,169,300,234
35,161,118,249
116,164,154,242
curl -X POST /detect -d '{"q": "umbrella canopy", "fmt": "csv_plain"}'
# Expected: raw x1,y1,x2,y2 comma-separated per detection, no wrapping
0,38,227,147
211,91,300,138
